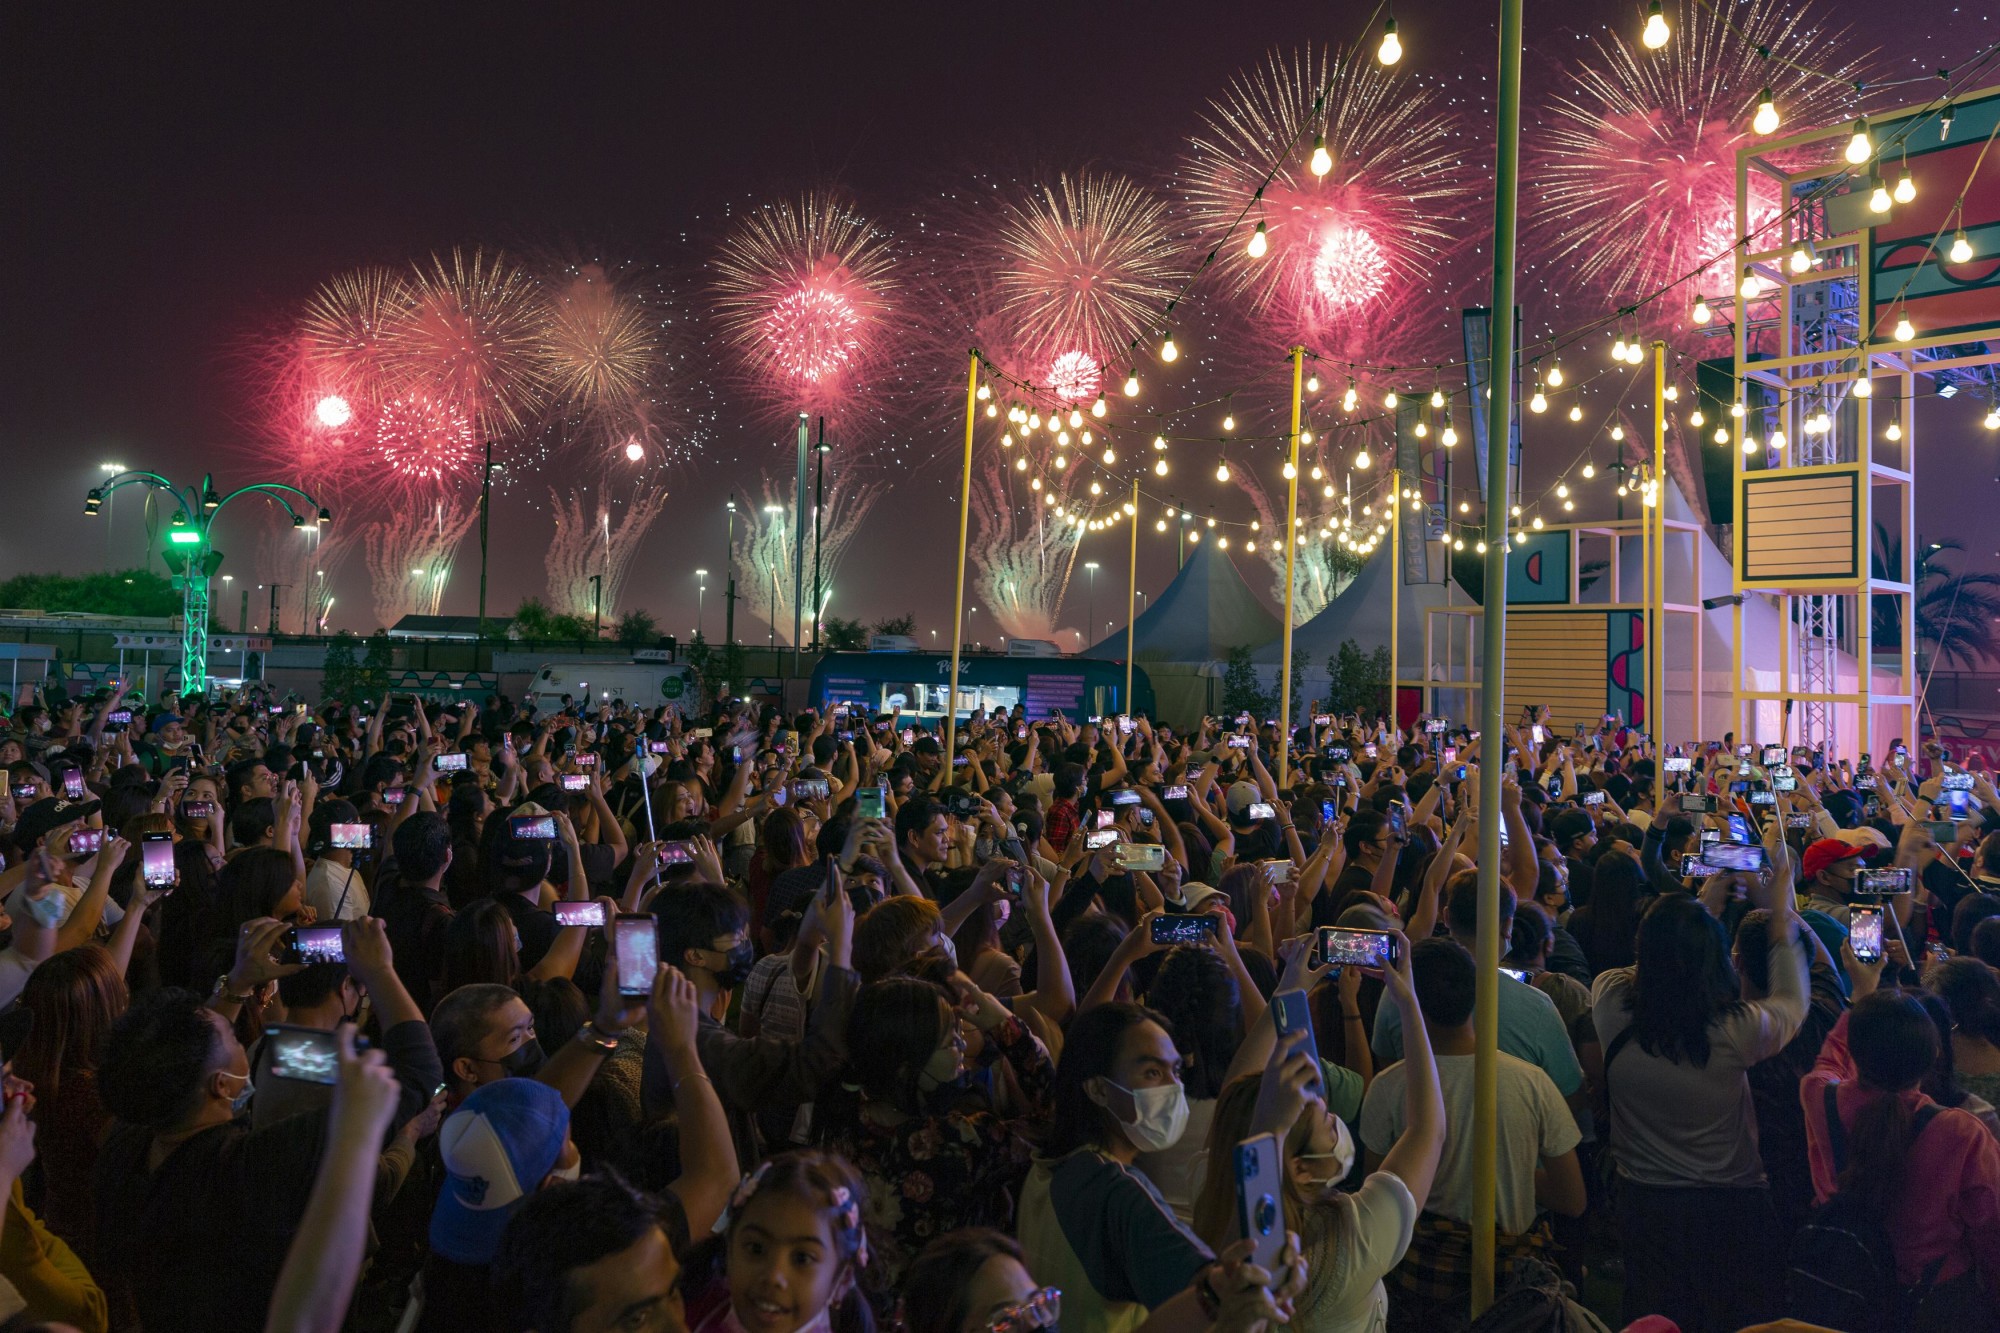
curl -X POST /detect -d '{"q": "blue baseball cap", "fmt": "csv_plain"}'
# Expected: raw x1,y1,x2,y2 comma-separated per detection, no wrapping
428,1078,570,1265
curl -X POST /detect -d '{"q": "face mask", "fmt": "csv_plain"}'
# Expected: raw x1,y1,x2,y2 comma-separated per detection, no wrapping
710,942,754,989
1296,1117,1357,1191
1105,1079,1189,1153
221,1070,255,1115
546,1157,582,1184
22,891,67,930
499,1037,546,1078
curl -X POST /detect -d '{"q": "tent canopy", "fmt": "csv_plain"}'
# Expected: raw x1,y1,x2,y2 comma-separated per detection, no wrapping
1083,541,1281,663
1252,549,1458,665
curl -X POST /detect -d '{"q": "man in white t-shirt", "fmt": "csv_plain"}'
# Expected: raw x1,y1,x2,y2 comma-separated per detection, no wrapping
1359,937,1585,1327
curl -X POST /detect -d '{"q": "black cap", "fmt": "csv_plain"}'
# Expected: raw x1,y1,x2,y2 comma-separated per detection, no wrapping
13,797,102,853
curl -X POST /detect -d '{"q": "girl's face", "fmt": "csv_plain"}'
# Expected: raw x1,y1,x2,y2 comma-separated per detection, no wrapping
277,880,306,922
958,1255,1042,1333
921,999,969,1087
727,1192,847,1333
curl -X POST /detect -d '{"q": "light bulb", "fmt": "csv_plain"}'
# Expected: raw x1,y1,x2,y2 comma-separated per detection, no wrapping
1001,433,1013,447
1247,221,1268,258
1222,413,1235,432
1160,330,1179,362
1690,408,1706,427
1378,17,1402,64
1091,395,1107,418
1569,404,1583,422
1156,518,1167,531
1894,312,1916,341
1530,390,1548,413
1713,427,1728,444
1692,296,1711,325
1015,457,1028,471
1154,457,1168,476
1885,420,1903,442
1617,484,1629,496
1300,430,1314,445
624,439,644,460
1986,409,2000,431
1101,447,1115,465
1282,461,1296,479
1845,118,1872,165
1459,500,1470,512
1068,409,1083,427
1514,531,1528,546
976,383,991,401
1152,435,1166,450
1789,242,1813,274
1556,482,1569,498
1476,541,1488,554
1216,462,1230,482
1342,382,1358,411
1665,385,1679,402
1853,377,1871,399
985,402,997,418
1613,335,1629,360
1307,374,1320,392
1384,390,1399,409
1057,429,1070,446
1563,499,1575,512
1124,370,1140,397
1510,504,1522,518
1309,464,1323,481
1354,448,1372,469
1582,463,1595,478
1611,424,1626,441
1894,171,1916,204
1453,538,1464,550
1310,134,1332,177
1430,388,1445,408
1414,420,1429,438
1868,178,1891,213
1532,515,1545,530
1731,401,1745,418
1442,424,1458,446
1753,89,1780,136
1950,231,1974,264
1028,412,1041,431
1642,0,1669,49
1053,454,1066,468
1546,363,1564,388
1740,267,1760,298
1769,428,1786,449
1629,342,1647,364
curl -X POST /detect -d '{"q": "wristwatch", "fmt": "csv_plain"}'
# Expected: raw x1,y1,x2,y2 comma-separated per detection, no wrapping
211,974,255,1004
572,1020,621,1053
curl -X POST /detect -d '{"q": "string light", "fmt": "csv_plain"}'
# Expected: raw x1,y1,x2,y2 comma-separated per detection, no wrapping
1160,330,1179,363
1546,363,1564,388
1377,16,1402,64
1310,134,1333,177
1692,295,1711,325
1730,401,1745,418
1769,427,1786,450
1868,175,1892,214
1613,334,1630,360
1123,369,1140,397
1001,432,1014,447
1950,231,1974,264
1306,374,1320,393
1753,88,1780,136
1642,0,1669,49
1067,408,1083,428
1611,424,1626,441
1853,377,1871,399
1282,461,1296,479
1222,412,1235,432
1101,447,1116,464
1740,267,1761,298
1248,220,1269,259
1582,463,1595,479
1154,457,1168,476
1690,407,1706,428
1384,389,1399,409
1342,380,1359,412
1354,446,1372,469
1789,241,1814,274
1664,385,1678,402
1845,118,1872,165
1215,461,1230,482
976,383,991,401
1530,387,1548,413
1894,310,1916,342
1568,404,1583,422
1714,426,1730,444
984,402,998,418
1300,430,1314,445
1985,408,2000,431
1441,422,1458,447
1091,395,1107,419
1884,419,1903,442
1430,387,1445,409
1893,168,1916,205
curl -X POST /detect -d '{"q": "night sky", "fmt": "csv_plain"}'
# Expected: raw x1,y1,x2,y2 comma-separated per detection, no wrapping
5,1,1995,638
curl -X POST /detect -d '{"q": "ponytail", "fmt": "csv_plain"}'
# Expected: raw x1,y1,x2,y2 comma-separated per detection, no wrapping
1840,991,1940,1216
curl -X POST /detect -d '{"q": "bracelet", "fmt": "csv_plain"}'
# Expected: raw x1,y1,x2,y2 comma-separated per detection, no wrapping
1195,1268,1224,1320
573,1021,621,1053
1341,1010,1364,1021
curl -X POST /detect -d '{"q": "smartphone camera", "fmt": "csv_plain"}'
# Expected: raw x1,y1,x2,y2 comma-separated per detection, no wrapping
329,822,372,850
613,915,659,996
1150,913,1218,946
282,925,346,966
509,815,558,840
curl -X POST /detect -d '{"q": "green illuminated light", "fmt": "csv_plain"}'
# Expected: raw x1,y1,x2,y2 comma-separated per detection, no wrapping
168,530,201,545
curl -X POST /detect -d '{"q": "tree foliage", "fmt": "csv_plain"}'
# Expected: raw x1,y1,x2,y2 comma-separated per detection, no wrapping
1220,645,1273,720
321,632,362,703
1871,529,2000,669
615,608,659,648
1326,639,1392,718
871,613,917,637
0,568,182,618
512,596,595,642
821,616,869,651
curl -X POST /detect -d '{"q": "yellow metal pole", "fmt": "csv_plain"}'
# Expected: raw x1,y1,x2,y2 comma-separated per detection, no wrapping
944,352,979,761
1125,477,1139,715
1652,340,1667,813
1473,0,1523,1313
1277,346,1304,787
1390,467,1402,726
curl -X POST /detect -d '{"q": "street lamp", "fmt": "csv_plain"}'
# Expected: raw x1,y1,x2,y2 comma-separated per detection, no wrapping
724,498,738,646
1084,563,1100,645
98,463,125,570
85,470,329,693
695,569,709,640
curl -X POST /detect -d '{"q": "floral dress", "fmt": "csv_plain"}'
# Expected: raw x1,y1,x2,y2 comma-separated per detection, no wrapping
831,1014,1054,1284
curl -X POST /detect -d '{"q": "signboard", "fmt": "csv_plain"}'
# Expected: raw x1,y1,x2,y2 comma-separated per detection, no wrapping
1736,466,1862,588
1460,306,1522,501
1499,608,1648,730
1506,532,1572,605
1866,88,2000,343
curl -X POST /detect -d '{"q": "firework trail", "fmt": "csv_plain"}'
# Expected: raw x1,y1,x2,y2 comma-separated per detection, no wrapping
1531,0,1869,305
544,468,671,622
730,470,887,646
254,518,358,635
1182,45,1471,354
970,453,1089,644
713,192,898,417
382,247,549,445
1230,465,1362,621
993,171,1187,393
362,499,479,630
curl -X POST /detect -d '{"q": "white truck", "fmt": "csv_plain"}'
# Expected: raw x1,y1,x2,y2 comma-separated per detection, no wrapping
527,654,697,717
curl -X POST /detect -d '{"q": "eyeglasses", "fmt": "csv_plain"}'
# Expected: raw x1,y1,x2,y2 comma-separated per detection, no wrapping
987,1287,1060,1333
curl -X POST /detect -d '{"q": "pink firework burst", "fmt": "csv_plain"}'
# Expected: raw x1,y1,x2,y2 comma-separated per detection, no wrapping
713,192,897,404
375,393,475,485
301,266,409,401
382,247,549,442
1183,45,1468,345
1532,0,1869,300
1047,350,1101,401
994,171,1185,371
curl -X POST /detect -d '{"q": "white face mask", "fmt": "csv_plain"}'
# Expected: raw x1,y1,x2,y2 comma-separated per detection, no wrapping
1105,1079,1189,1153
1295,1117,1357,1191
546,1158,582,1185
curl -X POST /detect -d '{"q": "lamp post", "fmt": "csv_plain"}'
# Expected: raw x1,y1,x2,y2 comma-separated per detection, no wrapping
695,569,709,641
98,462,123,569
813,421,830,651
763,503,785,657
270,583,288,636
724,498,739,646
589,573,603,640
85,471,329,694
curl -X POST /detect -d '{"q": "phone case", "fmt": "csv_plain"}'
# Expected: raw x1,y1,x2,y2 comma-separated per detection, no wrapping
1235,1134,1287,1271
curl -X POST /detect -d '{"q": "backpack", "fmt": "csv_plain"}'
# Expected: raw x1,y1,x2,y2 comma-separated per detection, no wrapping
1465,1257,1613,1333
1785,1083,1942,1333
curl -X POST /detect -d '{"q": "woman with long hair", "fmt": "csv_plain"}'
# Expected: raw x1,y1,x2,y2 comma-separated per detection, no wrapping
901,1230,1051,1333
444,783,491,909
1567,842,1647,976
816,974,1053,1285
13,945,128,1258
1592,861,1808,1333
1929,955,2000,1112
1190,931,1441,1333
1802,968,2000,1323
747,806,812,951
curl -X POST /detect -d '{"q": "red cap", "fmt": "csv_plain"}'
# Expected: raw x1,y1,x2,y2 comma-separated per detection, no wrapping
1801,838,1867,882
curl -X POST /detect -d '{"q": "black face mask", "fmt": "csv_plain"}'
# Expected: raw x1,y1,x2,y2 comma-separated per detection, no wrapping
498,1037,545,1078
709,942,754,989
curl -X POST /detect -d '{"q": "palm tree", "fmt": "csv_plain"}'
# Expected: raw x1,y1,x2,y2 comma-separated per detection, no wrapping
1871,527,2000,668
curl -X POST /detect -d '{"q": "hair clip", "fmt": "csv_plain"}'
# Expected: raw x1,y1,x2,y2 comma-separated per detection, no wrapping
711,1161,773,1235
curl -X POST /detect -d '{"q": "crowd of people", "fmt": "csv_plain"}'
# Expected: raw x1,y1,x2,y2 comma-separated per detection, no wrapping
0,675,1994,1333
